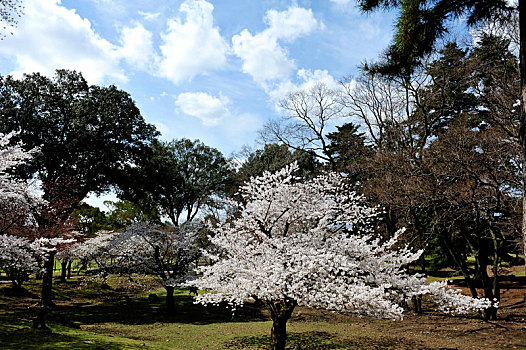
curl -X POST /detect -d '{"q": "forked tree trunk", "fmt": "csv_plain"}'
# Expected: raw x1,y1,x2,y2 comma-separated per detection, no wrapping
165,286,175,314
267,298,297,350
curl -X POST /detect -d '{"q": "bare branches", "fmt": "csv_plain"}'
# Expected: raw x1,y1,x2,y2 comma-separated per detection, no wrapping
260,83,343,168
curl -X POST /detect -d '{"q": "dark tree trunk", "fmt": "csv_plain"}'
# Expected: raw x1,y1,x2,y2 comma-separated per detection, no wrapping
411,295,422,313
267,298,296,350
520,0,526,272
441,235,478,298
60,260,67,283
41,254,55,308
67,260,72,279
473,249,498,320
165,286,175,314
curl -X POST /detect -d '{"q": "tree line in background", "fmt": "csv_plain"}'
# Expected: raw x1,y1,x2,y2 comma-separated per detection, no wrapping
0,6,523,349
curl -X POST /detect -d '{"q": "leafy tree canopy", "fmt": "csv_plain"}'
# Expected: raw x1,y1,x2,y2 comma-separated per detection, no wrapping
0,70,159,203
358,0,516,75
118,139,231,226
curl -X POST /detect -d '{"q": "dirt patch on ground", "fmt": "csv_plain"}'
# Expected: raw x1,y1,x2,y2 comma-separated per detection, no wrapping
278,277,526,350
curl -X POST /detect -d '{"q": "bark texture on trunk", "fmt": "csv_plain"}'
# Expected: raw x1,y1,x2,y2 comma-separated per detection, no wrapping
41,254,55,308
520,0,526,272
267,298,296,350
60,260,68,283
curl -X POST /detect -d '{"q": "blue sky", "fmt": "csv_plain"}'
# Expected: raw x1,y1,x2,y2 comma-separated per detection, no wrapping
0,0,399,207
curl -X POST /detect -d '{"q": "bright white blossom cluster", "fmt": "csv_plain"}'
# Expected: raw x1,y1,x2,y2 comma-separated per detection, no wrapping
0,234,39,288
191,163,494,319
0,234,73,288
0,132,44,221
72,231,118,283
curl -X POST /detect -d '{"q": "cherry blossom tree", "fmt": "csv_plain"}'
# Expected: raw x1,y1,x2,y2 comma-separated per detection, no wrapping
191,163,494,350
74,222,201,313
0,131,43,235
108,222,201,313
0,234,73,293
72,231,117,288
0,234,39,290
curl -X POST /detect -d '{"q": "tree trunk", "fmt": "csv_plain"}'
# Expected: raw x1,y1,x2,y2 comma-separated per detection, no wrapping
441,235,478,298
165,286,175,314
67,260,72,279
473,250,497,320
520,0,526,272
41,254,55,308
60,260,67,283
267,298,296,350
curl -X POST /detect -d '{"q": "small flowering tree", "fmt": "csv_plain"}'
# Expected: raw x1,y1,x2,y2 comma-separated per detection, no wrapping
191,163,494,350
0,235,74,292
72,231,118,288
109,222,201,313
0,235,39,290
75,223,201,312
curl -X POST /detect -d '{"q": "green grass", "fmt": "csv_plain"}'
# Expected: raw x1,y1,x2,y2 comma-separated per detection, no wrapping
0,278,271,349
1,275,525,350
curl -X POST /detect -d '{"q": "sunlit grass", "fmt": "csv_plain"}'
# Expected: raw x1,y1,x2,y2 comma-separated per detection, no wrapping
1,273,525,350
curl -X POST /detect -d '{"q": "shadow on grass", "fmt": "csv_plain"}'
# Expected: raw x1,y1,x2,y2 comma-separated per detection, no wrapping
56,292,266,327
0,328,124,350
1,279,268,350
227,331,430,350
227,331,348,350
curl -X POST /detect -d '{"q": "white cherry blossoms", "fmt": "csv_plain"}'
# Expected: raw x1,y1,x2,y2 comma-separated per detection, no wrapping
0,131,43,214
191,162,494,319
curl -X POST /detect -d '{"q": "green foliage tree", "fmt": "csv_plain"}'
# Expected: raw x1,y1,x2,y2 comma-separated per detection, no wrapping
358,0,515,75
326,122,372,180
103,200,161,229
119,139,231,226
0,69,158,310
236,144,317,181
0,70,158,203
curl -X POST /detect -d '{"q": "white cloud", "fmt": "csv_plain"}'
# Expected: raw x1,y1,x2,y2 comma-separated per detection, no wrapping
175,92,231,126
232,30,295,86
0,0,126,84
152,120,170,136
118,23,158,71
269,68,340,104
138,11,161,21
157,0,229,84
232,6,322,87
265,7,324,41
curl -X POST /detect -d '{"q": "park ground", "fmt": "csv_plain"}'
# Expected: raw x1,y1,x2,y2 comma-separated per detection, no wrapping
0,270,525,350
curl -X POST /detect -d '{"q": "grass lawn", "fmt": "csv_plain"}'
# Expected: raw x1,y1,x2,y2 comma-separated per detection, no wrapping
1,275,525,350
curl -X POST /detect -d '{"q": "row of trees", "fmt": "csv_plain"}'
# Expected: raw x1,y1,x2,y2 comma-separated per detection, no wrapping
2,39,520,310
0,132,497,349
261,33,521,320
0,24,523,350
0,70,231,328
